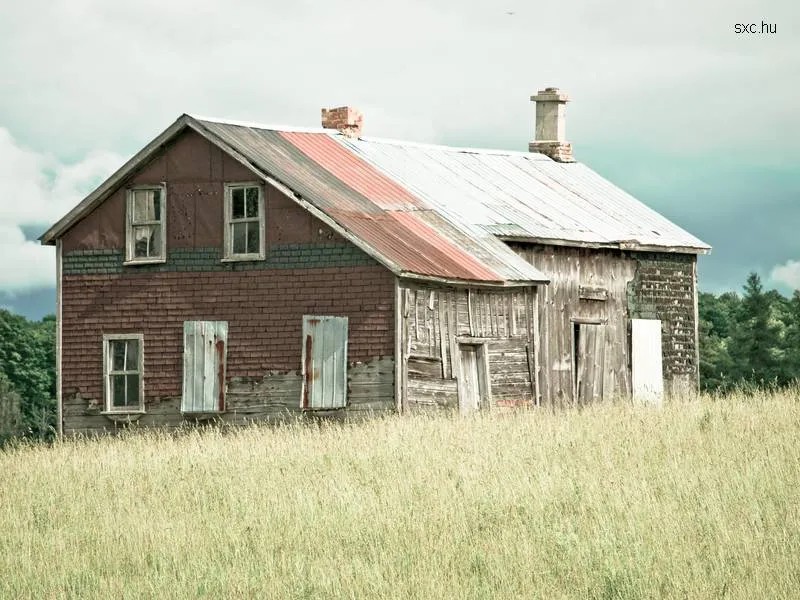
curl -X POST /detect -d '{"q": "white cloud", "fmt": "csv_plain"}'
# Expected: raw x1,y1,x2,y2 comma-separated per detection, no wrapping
0,127,122,293
0,0,797,158
771,260,800,290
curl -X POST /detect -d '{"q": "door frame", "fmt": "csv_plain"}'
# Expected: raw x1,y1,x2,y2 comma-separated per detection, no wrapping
455,337,492,412
569,317,606,404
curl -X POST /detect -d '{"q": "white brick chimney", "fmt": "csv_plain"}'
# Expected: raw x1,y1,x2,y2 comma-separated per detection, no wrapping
321,106,363,138
529,88,575,163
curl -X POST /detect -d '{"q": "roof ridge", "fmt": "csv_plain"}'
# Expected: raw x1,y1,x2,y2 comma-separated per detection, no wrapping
354,135,554,159
191,114,555,159
189,114,337,135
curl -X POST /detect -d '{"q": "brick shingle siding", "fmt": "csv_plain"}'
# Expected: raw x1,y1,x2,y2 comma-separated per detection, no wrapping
62,264,394,403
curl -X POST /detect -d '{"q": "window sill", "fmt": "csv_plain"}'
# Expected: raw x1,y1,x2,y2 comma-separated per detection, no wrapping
123,258,166,266
182,411,225,421
220,255,265,263
101,411,145,423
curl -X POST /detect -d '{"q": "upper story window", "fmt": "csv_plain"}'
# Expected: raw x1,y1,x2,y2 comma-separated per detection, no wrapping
224,182,265,261
125,185,167,264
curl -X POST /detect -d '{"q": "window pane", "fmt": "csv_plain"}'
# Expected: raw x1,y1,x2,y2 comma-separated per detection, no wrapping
231,188,245,219
111,339,139,371
126,374,140,408
125,339,139,369
232,222,247,254
133,190,161,223
246,221,260,254
246,187,259,218
133,191,148,223
111,341,127,371
111,375,127,407
134,225,155,258
152,190,161,221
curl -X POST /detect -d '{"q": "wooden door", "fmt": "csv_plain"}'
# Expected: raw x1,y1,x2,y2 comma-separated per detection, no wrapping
574,323,604,405
458,344,486,414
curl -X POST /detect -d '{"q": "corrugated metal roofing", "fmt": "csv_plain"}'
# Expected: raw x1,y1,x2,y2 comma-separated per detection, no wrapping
42,111,708,287
194,118,545,283
336,136,711,252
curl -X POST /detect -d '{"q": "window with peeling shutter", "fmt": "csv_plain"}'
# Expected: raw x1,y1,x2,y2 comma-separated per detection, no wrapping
182,321,228,413
631,318,664,405
301,316,348,409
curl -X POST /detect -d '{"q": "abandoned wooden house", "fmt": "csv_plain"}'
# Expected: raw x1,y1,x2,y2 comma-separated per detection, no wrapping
40,88,710,435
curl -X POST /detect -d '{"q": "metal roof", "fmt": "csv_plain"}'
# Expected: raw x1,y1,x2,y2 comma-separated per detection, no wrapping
41,111,709,290
336,136,711,253
192,118,547,284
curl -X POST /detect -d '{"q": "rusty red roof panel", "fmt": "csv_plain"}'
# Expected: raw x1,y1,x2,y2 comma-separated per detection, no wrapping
280,131,500,281
192,118,548,283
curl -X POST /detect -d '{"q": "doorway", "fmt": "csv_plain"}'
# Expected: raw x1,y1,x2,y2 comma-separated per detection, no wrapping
572,321,605,405
458,343,489,414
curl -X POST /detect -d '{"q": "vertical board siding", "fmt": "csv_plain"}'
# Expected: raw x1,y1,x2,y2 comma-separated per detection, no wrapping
182,321,228,412
399,280,538,411
302,316,348,409
631,318,664,405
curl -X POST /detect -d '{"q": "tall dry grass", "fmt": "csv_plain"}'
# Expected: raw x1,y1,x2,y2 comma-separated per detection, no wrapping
1,390,799,599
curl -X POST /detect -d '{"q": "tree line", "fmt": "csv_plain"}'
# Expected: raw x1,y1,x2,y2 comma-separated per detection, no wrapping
0,272,798,442
700,273,800,392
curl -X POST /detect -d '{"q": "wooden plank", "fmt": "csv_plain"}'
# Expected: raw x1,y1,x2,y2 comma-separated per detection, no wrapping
394,277,403,413
447,292,459,386
413,289,420,342
532,289,541,406
579,285,609,301
467,289,474,336
407,355,444,379
438,295,449,378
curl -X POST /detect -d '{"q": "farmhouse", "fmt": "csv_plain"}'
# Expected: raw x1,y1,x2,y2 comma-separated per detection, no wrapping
40,89,710,435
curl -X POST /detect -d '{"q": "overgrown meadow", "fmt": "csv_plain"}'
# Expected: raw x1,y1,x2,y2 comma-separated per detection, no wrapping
2,391,799,599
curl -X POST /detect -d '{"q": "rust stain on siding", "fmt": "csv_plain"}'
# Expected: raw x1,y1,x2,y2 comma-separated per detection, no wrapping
303,334,313,408
216,338,226,411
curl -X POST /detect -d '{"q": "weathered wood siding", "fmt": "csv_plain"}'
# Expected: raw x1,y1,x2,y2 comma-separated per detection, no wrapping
398,280,539,411
62,357,394,435
510,244,698,406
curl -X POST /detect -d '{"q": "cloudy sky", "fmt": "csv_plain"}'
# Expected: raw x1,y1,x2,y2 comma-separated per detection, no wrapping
1,0,798,319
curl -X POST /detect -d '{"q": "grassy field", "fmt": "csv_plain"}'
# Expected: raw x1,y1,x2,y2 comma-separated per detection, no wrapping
2,391,800,599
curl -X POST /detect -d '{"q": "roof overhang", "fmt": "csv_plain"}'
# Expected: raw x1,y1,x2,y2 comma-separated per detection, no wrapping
497,235,712,255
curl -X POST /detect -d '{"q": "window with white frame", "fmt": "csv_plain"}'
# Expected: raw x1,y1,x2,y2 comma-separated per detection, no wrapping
224,182,265,260
103,334,145,413
126,185,166,263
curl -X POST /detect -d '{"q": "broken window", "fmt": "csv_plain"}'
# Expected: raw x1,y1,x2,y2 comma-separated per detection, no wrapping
181,321,228,413
125,186,166,263
103,334,144,413
224,183,265,260
301,316,348,409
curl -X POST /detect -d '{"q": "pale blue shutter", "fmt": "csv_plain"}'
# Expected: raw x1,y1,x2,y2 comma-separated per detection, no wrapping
182,321,228,412
301,316,348,409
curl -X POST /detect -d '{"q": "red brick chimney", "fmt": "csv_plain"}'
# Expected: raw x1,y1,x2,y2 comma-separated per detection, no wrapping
529,88,575,163
321,106,363,139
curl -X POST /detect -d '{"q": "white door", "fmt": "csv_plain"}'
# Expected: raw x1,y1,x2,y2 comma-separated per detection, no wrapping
631,319,664,405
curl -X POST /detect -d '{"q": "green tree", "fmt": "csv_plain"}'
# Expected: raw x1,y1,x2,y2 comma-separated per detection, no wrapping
783,290,800,382
0,372,23,445
0,310,56,439
729,273,782,387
